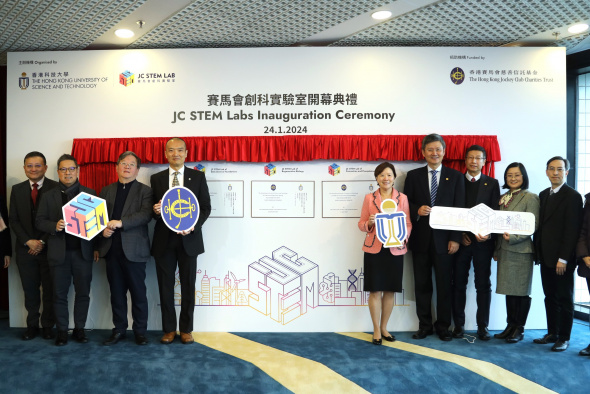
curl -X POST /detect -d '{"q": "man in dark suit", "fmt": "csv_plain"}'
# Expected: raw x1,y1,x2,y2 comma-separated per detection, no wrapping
452,145,500,340
404,134,465,341
9,151,58,340
36,154,97,346
96,151,153,346
151,137,211,344
533,156,583,352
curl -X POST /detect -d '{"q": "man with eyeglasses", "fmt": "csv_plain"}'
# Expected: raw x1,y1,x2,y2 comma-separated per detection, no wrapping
151,137,211,345
95,151,153,346
451,145,500,341
36,154,97,346
533,156,583,352
9,151,59,341
404,133,465,341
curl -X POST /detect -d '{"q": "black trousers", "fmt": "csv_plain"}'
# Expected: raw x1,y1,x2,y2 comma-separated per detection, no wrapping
412,237,455,332
16,250,55,328
506,295,531,327
452,242,492,328
105,251,148,335
154,234,197,334
540,263,574,340
50,249,92,331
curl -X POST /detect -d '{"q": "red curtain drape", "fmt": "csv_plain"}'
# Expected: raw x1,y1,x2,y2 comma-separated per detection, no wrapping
71,135,501,193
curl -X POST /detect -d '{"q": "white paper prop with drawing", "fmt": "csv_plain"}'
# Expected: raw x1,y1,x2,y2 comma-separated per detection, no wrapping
61,192,109,240
375,199,408,247
430,203,534,236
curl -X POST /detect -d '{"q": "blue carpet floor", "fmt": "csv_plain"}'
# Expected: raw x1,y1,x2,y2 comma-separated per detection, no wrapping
0,316,588,393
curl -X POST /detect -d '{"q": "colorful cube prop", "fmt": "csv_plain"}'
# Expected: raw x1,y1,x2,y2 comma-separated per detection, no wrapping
264,163,276,176
195,164,206,172
119,70,134,87
62,192,108,240
328,163,340,176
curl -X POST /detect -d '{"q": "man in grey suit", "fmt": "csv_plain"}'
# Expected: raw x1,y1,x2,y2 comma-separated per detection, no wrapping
9,152,58,340
96,151,153,346
36,154,97,346
533,156,583,352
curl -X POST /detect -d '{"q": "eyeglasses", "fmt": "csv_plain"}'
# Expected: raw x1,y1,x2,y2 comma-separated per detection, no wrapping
466,156,484,161
58,167,77,173
547,167,565,173
119,162,137,168
506,174,522,179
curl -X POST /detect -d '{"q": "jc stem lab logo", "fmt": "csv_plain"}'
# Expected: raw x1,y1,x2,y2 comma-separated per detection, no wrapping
328,163,340,176
119,70,134,87
264,163,276,176
19,72,29,90
450,67,465,85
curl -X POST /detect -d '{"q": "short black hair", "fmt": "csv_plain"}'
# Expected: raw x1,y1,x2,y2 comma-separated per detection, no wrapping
166,137,187,150
57,154,78,169
421,133,446,151
24,151,46,165
374,162,397,179
502,162,529,190
546,156,569,171
117,151,141,169
465,145,486,159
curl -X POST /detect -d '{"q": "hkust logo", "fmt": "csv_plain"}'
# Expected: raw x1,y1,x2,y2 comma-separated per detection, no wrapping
19,72,30,90
375,199,408,248
450,67,465,85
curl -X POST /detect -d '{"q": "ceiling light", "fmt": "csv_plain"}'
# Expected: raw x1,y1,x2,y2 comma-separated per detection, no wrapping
371,10,392,20
568,23,589,34
115,29,134,38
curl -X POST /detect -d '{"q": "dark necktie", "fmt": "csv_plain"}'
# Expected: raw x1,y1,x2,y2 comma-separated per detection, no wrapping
471,177,476,182
31,183,39,206
430,170,438,207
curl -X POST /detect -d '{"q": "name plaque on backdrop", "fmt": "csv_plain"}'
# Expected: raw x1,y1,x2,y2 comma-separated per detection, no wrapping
208,180,244,218
251,181,315,218
322,181,376,218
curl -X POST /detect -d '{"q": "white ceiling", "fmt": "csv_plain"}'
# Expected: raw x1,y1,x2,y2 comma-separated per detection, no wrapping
1,0,590,66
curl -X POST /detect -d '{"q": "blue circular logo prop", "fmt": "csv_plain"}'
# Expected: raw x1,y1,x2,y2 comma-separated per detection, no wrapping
161,187,200,232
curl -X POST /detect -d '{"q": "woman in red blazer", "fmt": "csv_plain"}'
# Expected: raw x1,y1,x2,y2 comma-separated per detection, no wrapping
358,162,412,345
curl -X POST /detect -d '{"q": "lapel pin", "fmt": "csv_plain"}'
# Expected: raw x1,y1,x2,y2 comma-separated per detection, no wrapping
484,183,487,185
446,178,448,180
189,178,191,181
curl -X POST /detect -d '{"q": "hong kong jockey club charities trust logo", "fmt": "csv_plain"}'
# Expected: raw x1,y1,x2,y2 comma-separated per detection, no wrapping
161,187,200,232
450,67,465,85
19,72,30,90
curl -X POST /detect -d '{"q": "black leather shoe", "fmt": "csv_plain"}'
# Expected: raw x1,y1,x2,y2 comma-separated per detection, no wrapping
372,338,382,345
551,340,569,352
438,330,453,341
55,331,68,346
477,327,491,341
506,327,524,343
412,328,434,339
452,326,464,338
533,333,558,344
42,327,55,340
72,328,88,343
579,344,590,356
382,335,396,342
135,335,148,346
22,326,39,340
104,332,126,346
494,325,515,339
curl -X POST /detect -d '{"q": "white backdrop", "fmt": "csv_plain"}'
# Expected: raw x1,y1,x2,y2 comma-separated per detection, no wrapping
6,47,566,331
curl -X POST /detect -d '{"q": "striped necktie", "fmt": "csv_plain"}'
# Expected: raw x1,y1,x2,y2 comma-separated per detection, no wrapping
430,170,438,207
